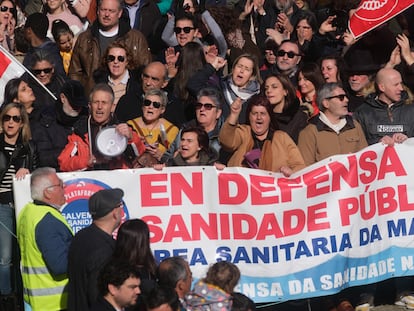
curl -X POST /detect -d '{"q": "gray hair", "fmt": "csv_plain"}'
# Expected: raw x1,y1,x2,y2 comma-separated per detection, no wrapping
30,167,57,201
317,82,343,112
197,87,223,110
89,83,115,104
157,256,189,288
145,89,168,108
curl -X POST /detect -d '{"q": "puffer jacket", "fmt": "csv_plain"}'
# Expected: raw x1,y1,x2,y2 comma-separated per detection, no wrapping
354,92,414,145
68,19,151,95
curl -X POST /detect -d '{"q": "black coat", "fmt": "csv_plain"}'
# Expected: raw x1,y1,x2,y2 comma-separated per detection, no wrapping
31,101,87,170
68,223,116,311
354,92,414,145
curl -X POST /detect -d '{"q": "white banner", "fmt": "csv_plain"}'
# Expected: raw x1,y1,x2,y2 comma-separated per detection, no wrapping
14,139,414,303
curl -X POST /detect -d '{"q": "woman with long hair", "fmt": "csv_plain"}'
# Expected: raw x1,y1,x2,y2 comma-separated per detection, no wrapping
0,102,37,297
112,218,157,308
4,77,41,127
263,74,308,143
297,62,325,117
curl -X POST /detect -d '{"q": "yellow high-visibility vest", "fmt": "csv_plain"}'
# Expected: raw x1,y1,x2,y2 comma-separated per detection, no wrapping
17,202,73,311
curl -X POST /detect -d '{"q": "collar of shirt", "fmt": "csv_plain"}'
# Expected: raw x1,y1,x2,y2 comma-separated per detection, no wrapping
108,70,130,86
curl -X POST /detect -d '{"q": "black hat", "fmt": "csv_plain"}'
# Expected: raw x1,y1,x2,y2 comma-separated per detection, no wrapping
61,80,88,108
344,47,380,75
89,188,124,220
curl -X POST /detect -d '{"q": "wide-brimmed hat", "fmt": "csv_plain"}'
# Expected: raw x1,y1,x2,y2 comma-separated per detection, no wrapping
344,47,380,75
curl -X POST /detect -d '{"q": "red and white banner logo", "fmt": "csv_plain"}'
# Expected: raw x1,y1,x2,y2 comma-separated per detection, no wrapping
349,0,414,38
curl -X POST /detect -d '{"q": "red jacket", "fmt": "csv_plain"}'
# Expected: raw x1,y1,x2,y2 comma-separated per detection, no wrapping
58,130,145,172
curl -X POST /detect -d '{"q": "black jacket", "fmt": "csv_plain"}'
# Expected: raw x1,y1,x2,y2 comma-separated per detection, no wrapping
354,92,414,145
68,223,116,311
31,101,87,170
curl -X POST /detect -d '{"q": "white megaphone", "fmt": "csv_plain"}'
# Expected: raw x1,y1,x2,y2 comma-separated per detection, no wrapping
95,126,128,157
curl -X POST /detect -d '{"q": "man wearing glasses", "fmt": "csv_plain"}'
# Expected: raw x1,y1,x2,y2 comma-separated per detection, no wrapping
17,167,73,311
267,39,302,86
298,82,368,166
58,83,145,171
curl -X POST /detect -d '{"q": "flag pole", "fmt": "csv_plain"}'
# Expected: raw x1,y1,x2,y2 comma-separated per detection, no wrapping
0,45,57,101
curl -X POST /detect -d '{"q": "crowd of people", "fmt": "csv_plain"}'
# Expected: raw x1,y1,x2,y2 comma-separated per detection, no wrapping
0,0,413,310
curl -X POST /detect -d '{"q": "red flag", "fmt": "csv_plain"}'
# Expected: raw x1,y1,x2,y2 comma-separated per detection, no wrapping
0,47,25,105
349,0,414,39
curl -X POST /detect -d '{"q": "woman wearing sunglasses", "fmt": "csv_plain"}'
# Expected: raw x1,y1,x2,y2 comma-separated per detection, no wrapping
0,0,17,53
219,94,305,176
27,50,68,110
0,102,37,298
128,89,179,163
94,41,142,122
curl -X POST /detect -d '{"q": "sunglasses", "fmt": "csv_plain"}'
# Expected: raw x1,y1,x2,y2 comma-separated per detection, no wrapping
0,6,16,13
2,114,22,123
195,102,216,110
276,50,300,59
326,94,348,101
107,55,126,63
33,68,53,75
143,99,162,109
174,26,194,34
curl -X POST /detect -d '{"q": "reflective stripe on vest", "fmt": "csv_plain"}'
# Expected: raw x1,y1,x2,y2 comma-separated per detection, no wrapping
24,284,67,297
17,202,73,311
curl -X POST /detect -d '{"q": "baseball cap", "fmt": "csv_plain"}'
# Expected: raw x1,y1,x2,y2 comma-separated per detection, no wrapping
88,188,124,220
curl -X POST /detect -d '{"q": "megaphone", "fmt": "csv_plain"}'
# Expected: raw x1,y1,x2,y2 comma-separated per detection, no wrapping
96,126,128,157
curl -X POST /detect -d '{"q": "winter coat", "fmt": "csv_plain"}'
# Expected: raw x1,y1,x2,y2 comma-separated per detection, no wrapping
298,115,368,166
69,19,151,95
354,92,414,145
219,120,305,173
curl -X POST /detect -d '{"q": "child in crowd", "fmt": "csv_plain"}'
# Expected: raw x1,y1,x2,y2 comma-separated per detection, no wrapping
51,19,74,74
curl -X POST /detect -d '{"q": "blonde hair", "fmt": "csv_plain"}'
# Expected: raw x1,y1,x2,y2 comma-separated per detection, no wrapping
0,102,31,141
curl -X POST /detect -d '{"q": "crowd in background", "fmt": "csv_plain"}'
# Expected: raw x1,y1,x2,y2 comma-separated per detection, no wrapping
0,0,414,310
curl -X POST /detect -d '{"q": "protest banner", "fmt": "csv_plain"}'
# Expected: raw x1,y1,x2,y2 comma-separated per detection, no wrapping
14,140,414,303
349,0,414,39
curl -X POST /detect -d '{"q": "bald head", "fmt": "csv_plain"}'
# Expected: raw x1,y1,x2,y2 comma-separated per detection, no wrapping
376,68,404,105
142,62,168,93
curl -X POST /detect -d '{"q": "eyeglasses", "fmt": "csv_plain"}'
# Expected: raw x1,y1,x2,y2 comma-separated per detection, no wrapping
326,94,348,101
143,99,162,109
174,26,195,34
46,181,64,190
33,68,53,75
276,50,300,58
195,102,217,110
107,55,126,63
0,6,16,13
2,115,21,123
